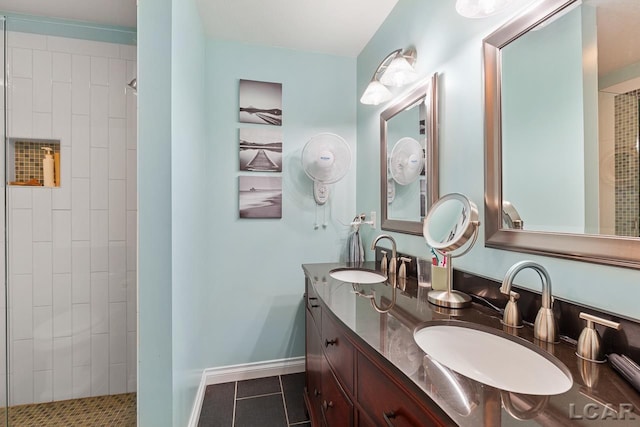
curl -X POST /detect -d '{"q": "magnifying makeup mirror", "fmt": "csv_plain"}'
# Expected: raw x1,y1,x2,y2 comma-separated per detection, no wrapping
423,193,480,308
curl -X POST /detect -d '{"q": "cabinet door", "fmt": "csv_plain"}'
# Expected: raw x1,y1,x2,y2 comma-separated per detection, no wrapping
306,310,323,425
322,312,354,393
321,356,353,427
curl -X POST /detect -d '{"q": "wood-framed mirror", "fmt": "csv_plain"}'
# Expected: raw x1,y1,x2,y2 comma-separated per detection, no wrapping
381,73,439,235
484,0,640,269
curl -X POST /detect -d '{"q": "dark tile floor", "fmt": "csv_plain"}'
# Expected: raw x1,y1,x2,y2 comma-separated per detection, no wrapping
198,373,310,427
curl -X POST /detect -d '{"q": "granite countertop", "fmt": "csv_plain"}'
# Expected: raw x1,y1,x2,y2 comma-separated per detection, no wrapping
302,262,640,426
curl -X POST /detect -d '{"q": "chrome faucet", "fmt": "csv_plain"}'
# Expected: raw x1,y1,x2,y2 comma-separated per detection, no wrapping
371,234,397,275
500,261,557,343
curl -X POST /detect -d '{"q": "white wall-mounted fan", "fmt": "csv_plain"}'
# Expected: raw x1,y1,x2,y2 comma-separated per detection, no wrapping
301,133,351,205
389,137,424,185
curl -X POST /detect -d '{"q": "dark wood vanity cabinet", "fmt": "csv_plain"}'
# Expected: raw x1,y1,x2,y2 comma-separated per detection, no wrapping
306,314,323,423
306,279,353,427
357,354,443,427
320,358,353,426
304,278,450,427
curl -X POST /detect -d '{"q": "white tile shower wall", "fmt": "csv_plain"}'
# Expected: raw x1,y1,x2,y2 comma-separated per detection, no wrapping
6,31,137,405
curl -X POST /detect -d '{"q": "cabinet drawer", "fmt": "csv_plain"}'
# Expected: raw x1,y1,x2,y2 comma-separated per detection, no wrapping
321,358,353,427
357,353,443,427
306,280,322,329
322,312,354,393
357,410,377,427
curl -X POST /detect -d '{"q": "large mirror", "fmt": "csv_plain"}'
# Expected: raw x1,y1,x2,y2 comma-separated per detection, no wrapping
381,73,439,235
484,0,640,268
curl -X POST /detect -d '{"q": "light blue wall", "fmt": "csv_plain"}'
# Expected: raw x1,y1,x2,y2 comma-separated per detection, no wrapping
138,0,173,425
600,61,640,90
140,3,357,422
0,11,136,44
357,0,640,320
501,8,585,233
204,40,357,367
170,0,209,425
140,0,211,424
581,5,600,234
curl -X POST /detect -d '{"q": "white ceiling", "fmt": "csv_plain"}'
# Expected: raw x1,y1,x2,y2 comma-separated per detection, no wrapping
0,0,636,76
593,0,640,77
194,0,399,57
0,0,399,57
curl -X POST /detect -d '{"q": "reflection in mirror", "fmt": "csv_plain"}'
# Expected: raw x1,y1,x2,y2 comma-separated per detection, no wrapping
424,193,479,254
500,0,640,236
484,0,640,268
502,201,523,229
381,73,439,235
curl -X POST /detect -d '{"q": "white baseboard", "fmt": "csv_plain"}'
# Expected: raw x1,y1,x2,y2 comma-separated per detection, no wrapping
188,356,306,427
188,372,208,427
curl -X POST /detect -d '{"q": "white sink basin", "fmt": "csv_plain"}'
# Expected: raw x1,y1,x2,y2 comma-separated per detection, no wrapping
414,321,573,395
329,268,387,284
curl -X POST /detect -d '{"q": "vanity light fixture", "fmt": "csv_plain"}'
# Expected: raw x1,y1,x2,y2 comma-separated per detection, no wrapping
360,48,418,106
455,0,514,18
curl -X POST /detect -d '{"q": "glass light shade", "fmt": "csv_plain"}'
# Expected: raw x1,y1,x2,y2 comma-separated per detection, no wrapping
379,56,419,87
456,0,514,18
360,80,392,105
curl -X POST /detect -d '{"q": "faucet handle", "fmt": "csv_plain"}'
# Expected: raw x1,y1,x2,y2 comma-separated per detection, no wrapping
380,250,388,274
398,257,412,279
388,255,397,276
502,291,523,328
576,312,621,363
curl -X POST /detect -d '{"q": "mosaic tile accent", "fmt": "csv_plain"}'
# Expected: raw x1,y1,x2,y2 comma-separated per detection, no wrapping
13,140,61,185
614,90,640,237
0,393,136,427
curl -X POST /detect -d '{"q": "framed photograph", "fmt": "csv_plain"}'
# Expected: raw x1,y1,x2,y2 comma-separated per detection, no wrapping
239,128,282,172
239,79,283,126
239,176,282,219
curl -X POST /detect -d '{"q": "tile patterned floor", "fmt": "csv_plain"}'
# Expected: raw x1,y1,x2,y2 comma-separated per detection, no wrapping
198,373,310,427
0,393,136,426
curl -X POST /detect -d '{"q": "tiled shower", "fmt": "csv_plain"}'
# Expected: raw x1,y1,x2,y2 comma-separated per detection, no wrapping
0,16,137,422
614,89,640,237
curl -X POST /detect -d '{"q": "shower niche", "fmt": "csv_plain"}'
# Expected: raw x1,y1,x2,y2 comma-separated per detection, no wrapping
7,137,61,187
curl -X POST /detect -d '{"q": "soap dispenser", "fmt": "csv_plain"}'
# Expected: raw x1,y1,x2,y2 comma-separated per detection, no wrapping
41,147,55,187
576,312,621,363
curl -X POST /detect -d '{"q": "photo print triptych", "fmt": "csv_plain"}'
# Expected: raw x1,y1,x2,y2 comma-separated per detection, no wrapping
238,176,282,219
239,128,282,173
239,79,283,126
237,79,283,219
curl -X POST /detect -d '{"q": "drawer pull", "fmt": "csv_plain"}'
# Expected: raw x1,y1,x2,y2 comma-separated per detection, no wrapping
325,338,337,347
322,400,334,410
383,411,396,427
311,303,319,308
314,388,321,397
